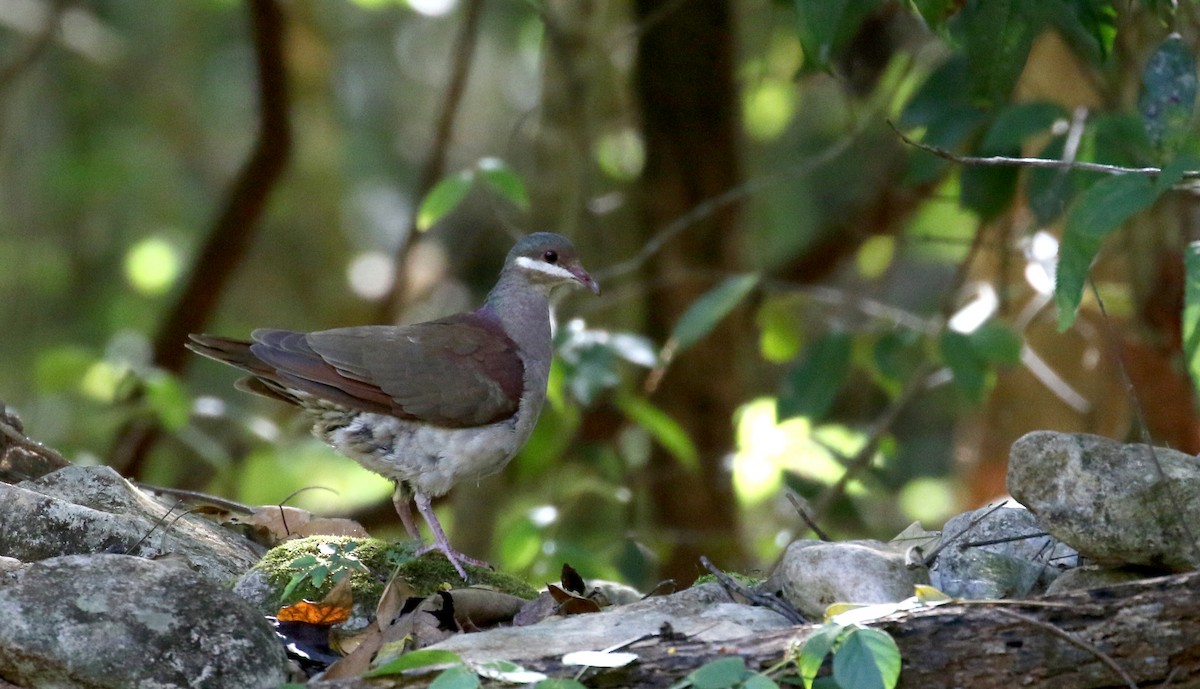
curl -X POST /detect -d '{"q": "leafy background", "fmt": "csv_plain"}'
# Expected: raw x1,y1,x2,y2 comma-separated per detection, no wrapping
2,0,1198,589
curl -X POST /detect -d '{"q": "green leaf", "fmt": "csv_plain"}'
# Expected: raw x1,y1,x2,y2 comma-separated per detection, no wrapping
871,330,923,392
793,0,884,73
1047,0,1116,64
855,235,895,280
476,157,530,210
535,680,589,689
756,296,804,363
968,321,1022,365
429,666,480,689
939,331,987,401
1054,173,1161,330
960,163,1018,220
778,331,853,422
616,393,699,471
417,170,474,232
366,649,465,677
689,657,750,689
1186,242,1200,402
1139,34,1198,158
952,0,1046,106
980,102,1066,151
669,274,760,354
831,628,901,689
797,623,844,689
741,673,781,689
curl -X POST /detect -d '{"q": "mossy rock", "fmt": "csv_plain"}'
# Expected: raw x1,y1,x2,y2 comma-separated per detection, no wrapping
233,535,538,628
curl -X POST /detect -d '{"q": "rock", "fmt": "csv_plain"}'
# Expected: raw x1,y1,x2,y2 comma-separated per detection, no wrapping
394,582,792,665
0,553,287,689
0,465,262,585
1008,431,1200,571
1044,565,1151,594
770,540,930,619
930,504,1077,599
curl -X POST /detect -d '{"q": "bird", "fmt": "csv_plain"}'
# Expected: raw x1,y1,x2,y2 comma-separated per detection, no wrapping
187,233,599,579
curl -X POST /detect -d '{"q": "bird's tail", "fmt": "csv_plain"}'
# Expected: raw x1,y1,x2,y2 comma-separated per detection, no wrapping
186,334,302,406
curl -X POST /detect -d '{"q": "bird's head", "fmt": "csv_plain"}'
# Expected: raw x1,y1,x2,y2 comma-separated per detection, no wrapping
506,232,601,296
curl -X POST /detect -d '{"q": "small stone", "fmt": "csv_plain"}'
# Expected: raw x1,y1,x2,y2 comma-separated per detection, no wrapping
771,540,930,619
1044,565,1150,594
931,504,1077,599
1008,431,1200,571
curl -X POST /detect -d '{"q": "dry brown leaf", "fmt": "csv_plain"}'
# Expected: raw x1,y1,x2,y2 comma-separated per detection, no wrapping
547,584,602,615
276,575,354,625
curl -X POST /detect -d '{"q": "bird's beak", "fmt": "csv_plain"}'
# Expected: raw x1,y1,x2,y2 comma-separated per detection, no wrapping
572,267,601,295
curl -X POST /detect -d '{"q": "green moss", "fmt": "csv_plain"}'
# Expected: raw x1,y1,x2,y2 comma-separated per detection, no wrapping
251,536,538,607
694,572,764,588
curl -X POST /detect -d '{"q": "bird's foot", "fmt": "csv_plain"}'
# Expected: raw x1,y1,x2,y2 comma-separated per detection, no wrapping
414,541,492,580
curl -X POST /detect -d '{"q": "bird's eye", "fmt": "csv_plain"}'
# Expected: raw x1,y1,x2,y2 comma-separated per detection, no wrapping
543,250,558,264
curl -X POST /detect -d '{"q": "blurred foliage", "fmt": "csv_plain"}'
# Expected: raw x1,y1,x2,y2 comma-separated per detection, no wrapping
3,0,1200,587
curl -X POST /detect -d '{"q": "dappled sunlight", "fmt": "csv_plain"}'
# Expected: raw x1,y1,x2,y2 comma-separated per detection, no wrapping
732,398,870,506
235,440,394,513
123,236,181,296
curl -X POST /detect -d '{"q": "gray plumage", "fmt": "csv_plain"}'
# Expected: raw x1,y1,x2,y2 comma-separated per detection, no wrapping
188,233,599,579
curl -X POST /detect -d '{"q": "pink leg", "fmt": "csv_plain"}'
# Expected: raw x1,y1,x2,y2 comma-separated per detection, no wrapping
392,484,422,542
411,491,490,581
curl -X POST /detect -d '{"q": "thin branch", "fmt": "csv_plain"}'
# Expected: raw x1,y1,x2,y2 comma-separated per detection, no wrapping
920,501,1009,566
0,405,69,468
1089,278,1200,567
698,556,807,625
377,0,485,323
785,490,831,541
811,363,935,520
994,607,1138,689
889,119,1200,180
596,126,863,282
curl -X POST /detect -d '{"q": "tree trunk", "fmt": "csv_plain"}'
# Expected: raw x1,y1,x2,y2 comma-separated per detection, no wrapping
633,0,747,583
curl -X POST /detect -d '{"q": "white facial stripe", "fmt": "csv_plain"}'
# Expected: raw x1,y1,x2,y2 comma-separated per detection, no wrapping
515,256,579,282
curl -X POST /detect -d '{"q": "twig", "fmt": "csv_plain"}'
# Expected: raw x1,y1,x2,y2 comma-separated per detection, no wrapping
1088,278,1200,567
596,125,863,282
920,501,1009,566
699,556,806,625
889,119,1200,180
0,406,69,468
377,0,485,323
957,531,1049,549
994,608,1138,689
811,363,934,520
136,483,254,514
785,490,831,541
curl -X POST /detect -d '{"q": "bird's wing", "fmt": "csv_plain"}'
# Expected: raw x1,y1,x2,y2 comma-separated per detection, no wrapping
250,312,524,427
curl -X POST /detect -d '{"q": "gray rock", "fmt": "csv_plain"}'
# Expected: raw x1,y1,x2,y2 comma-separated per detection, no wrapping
1044,565,1149,594
931,504,1078,599
771,540,930,619
0,465,262,584
1008,431,1200,571
0,554,287,689
407,582,792,664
